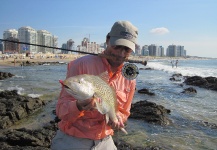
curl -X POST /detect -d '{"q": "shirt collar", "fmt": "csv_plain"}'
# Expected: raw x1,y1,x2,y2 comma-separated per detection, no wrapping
101,52,123,78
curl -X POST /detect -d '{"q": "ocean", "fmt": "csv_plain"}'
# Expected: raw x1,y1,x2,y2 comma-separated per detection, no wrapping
0,58,217,150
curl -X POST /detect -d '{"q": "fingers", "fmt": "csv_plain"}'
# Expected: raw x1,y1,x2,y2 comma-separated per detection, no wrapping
76,98,96,111
108,116,124,129
117,116,124,128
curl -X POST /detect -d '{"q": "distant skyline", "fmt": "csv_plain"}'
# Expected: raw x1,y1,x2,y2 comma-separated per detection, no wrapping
0,0,217,58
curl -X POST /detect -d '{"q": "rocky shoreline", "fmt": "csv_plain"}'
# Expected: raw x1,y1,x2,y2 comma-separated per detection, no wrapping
1,70,217,149
0,89,168,150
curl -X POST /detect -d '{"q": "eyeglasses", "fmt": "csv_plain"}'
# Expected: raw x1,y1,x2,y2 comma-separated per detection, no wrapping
112,45,132,53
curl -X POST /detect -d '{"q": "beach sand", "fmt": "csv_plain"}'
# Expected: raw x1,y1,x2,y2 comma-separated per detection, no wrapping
1,53,197,68
0,54,82,67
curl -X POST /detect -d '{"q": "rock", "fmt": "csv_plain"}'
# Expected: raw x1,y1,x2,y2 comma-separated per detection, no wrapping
184,76,217,91
170,73,183,81
0,72,15,80
138,88,155,96
0,90,168,149
0,90,47,129
184,76,208,86
130,100,171,125
202,121,217,129
181,87,197,94
139,67,153,70
0,122,57,150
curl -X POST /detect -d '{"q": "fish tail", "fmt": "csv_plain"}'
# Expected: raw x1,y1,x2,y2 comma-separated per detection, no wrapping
120,127,128,134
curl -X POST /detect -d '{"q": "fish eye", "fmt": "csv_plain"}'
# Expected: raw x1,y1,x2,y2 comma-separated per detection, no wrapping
78,78,84,84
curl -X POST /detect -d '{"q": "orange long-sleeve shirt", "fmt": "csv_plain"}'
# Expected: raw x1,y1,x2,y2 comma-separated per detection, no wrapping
56,55,136,140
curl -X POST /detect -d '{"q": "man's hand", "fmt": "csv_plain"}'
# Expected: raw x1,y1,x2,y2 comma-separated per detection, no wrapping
108,115,124,129
76,98,96,111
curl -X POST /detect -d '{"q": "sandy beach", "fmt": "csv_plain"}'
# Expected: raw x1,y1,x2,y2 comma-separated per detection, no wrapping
0,53,209,68
0,54,81,67
0,54,146,68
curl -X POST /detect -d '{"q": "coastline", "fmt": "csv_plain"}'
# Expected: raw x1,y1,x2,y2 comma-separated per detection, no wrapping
1,52,215,68
0,54,80,68
1,57,216,149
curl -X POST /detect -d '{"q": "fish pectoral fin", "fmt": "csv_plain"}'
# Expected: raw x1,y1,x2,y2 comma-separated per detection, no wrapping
105,114,109,124
93,95,106,114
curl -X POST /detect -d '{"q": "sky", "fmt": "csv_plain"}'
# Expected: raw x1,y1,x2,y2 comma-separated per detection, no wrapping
0,0,217,58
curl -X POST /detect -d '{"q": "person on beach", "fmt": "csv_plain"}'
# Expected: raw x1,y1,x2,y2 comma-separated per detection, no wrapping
175,59,178,68
51,21,138,150
171,60,174,68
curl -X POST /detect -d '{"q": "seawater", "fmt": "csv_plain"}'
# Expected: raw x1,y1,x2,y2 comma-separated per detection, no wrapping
0,59,217,150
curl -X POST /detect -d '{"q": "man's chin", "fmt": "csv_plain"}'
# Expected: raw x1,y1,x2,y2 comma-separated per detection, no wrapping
111,61,123,67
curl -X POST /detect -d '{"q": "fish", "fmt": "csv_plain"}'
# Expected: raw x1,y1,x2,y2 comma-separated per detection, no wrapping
59,72,128,134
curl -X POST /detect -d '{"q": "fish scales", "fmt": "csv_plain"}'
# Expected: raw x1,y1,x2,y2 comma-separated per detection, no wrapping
60,73,127,134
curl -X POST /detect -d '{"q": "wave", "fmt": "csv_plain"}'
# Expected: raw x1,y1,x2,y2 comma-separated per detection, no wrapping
28,94,42,98
7,86,25,95
146,61,217,78
15,75,25,78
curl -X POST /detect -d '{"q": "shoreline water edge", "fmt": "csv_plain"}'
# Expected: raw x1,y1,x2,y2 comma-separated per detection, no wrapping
0,54,217,149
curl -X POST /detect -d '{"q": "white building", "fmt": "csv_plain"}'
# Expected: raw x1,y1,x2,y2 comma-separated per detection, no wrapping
3,26,58,54
166,45,185,57
3,29,18,39
18,26,37,53
141,45,149,56
148,44,160,56
37,30,57,53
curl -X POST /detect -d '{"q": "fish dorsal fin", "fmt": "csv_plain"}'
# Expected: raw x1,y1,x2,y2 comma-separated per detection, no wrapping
98,71,109,83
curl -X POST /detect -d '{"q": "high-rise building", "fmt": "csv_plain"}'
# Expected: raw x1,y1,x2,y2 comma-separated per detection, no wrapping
3,29,18,39
37,30,56,53
166,45,177,57
0,40,3,53
4,37,20,53
3,29,19,53
87,42,100,54
176,45,185,57
61,43,67,54
148,44,160,56
159,46,164,56
2,26,58,54
135,44,141,56
67,39,75,54
53,36,58,53
79,37,100,54
18,26,37,53
80,37,89,52
141,45,149,56
166,45,185,57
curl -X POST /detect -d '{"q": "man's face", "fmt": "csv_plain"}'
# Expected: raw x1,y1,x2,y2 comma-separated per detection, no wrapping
105,44,133,67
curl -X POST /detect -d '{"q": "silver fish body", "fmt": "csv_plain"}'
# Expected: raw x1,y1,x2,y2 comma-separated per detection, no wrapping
60,73,127,134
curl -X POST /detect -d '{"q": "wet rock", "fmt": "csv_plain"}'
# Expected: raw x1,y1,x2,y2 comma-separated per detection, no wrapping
0,90,47,129
20,61,66,66
170,73,183,81
114,139,166,150
0,122,57,150
202,121,217,129
184,76,208,86
130,100,171,125
139,67,153,70
181,87,197,94
184,76,217,91
138,88,155,96
0,90,167,149
0,72,15,80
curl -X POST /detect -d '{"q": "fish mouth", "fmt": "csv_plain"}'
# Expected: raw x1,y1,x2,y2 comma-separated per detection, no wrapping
59,80,70,89
63,85,70,89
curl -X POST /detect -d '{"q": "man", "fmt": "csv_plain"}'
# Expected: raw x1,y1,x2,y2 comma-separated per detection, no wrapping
51,21,138,150
175,60,178,68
